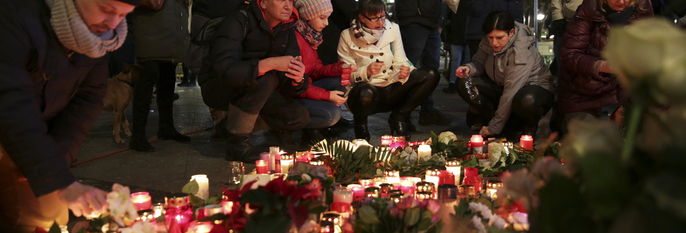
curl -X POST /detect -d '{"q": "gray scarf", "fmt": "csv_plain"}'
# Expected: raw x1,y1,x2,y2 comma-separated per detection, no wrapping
46,0,127,58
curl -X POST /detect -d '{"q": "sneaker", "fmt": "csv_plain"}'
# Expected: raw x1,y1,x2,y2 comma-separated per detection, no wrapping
418,110,452,126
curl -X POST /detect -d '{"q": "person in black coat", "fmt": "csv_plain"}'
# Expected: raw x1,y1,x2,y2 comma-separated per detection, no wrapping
0,0,137,231
442,0,471,94
199,0,309,161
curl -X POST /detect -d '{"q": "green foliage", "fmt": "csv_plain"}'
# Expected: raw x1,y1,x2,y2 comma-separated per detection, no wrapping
182,180,199,195
429,131,470,159
352,197,443,233
48,222,60,233
244,213,292,233
318,140,400,183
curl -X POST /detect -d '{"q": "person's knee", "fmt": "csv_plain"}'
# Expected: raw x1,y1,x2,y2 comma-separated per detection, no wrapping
255,72,279,90
291,105,311,129
349,83,377,107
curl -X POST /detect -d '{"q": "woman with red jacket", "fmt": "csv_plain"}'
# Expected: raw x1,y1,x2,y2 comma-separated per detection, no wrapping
556,0,653,133
292,0,355,145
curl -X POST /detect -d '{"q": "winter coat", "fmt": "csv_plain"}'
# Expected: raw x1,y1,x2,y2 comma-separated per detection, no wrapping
558,0,653,113
551,0,583,21
465,22,554,134
395,0,443,29
337,20,417,88
318,0,357,65
0,0,109,196
294,32,344,101
200,0,305,95
446,0,471,45
465,0,523,41
134,0,190,63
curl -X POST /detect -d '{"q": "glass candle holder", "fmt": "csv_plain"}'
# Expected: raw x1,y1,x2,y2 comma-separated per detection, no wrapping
152,203,165,218
379,183,394,197
280,154,294,174
186,220,214,233
364,186,380,198
437,184,458,200
520,135,534,150
416,191,433,200
461,185,476,197
471,135,484,154
333,187,353,204
256,160,268,174
190,174,210,201
165,195,193,231
321,212,343,226
415,181,435,194
347,184,364,201
131,192,152,211
417,145,432,161
228,161,244,186
438,170,455,185
380,135,393,146
390,193,403,203
310,160,324,166
462,167,482,193
445,160,461,185
359,178,373,187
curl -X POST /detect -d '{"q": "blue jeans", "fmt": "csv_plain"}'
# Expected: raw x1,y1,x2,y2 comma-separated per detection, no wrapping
296,77,344,129
448,44,470,83
400,24,442,114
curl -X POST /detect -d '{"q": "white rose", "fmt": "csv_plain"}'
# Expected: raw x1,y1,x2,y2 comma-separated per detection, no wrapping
471,215,487,233
603,18,686,105
489,215,508,229
119,221,155,233
106,183,138,227
301,174,312,181
438,131,458,145
488,142,505,165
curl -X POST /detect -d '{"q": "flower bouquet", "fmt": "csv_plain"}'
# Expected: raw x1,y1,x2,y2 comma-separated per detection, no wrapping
348,196,443,233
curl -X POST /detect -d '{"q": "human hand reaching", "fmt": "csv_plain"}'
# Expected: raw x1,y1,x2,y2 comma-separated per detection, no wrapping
329,91,348,106
57,181,108,217
366,61,385,77
456,66,470,78
286,56,305,83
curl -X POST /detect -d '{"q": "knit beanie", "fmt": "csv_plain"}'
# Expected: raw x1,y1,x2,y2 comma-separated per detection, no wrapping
294,0,333,21
115,0,141,6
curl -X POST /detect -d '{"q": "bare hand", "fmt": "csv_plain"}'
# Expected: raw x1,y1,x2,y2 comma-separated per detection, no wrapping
479,126,493,136
270,56,296,72
398,65,410,80
599,60,612,74
456,66,470,78
329,91,348,106
350,64,359,72
286,57,305,83
57,181,108,217
366,61,385,77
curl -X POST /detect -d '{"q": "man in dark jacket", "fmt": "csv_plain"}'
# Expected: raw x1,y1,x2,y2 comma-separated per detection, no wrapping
396,0,452,127
199,0,308,161
0,0,137,231
442,0,471,94
129,0,192,152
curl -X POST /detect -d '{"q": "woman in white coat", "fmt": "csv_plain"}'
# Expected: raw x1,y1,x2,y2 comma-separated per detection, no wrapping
337,0,439,141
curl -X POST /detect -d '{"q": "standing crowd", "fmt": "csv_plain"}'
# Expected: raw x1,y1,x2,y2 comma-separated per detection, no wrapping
1,0,685,231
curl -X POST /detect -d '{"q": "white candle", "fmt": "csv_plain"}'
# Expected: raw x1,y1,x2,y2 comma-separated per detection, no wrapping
417,145,431,161
280,155,293,174
190,174,209,201
333,188,353,204
269,146,279,171
446,162,461,185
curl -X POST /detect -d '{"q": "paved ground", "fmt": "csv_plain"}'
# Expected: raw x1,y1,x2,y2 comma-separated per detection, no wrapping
71,70,474,204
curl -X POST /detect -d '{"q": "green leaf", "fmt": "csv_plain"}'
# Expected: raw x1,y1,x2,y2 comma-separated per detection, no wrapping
417,217,432,231
453,199,471,216
206,196,221,205
182,180,199,195
189,193,206,208
358,205,380,224
404,207,421,227
577,152,632,219
537,174,597,233
240,189,276,212
244,213,292,232
48,222,60,233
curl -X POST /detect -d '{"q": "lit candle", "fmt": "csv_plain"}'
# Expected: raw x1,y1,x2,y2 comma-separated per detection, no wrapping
445,160,461,185
391,136,406,150
186,220,213,233
348,184,364,200
359,178,373,187
364,186,381,198
269,147,279,171
438,170,455,185
330,202,352,218
256,160,268,174
487,188,498,199
471,135,484,154
380,135,393,146
424,170,440,196
520,135,534,151
280,154,293,174
417,145,432,161
310,160,324,166
131,192,152,211
221,200,233,215
416,192,432,200
333,187,353,204
400,179,415,195
260,152,271,172
190,174,210,201
385,170,400,184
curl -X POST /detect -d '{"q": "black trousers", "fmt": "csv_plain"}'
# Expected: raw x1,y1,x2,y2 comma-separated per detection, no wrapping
201,72,309,131
347,67,439,125
131,61,177,137
456,76,554,137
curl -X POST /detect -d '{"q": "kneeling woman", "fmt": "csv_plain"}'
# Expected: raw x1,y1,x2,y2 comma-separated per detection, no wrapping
455,12,554,139
337,0,439,141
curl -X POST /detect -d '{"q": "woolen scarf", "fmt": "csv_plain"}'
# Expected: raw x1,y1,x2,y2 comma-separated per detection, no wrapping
46,0,127,58
350,18,386,46
296,19,323,49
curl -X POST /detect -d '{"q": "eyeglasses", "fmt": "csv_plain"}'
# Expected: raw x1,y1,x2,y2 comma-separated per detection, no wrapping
362,14,386,22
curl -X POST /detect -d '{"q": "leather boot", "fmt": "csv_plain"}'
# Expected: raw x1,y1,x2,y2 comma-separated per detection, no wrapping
158,125,190,142
354,118,370,141
129,136,155,152
389,112,411,139
272,130,300,152
301,129,326,147
225,133,260,162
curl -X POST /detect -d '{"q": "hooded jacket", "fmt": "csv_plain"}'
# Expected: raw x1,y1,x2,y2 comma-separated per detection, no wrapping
200,0,305,96
337,20,416,88
133,0,190,63
0,0,110,196
466,22,554,134
558,0,652,113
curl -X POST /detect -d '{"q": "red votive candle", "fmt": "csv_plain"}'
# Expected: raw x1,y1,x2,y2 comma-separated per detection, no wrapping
131,192,152,211
348,184,364,201
438,170,455,185
471,135,484,154
256,160,268,174
520,135,534,150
